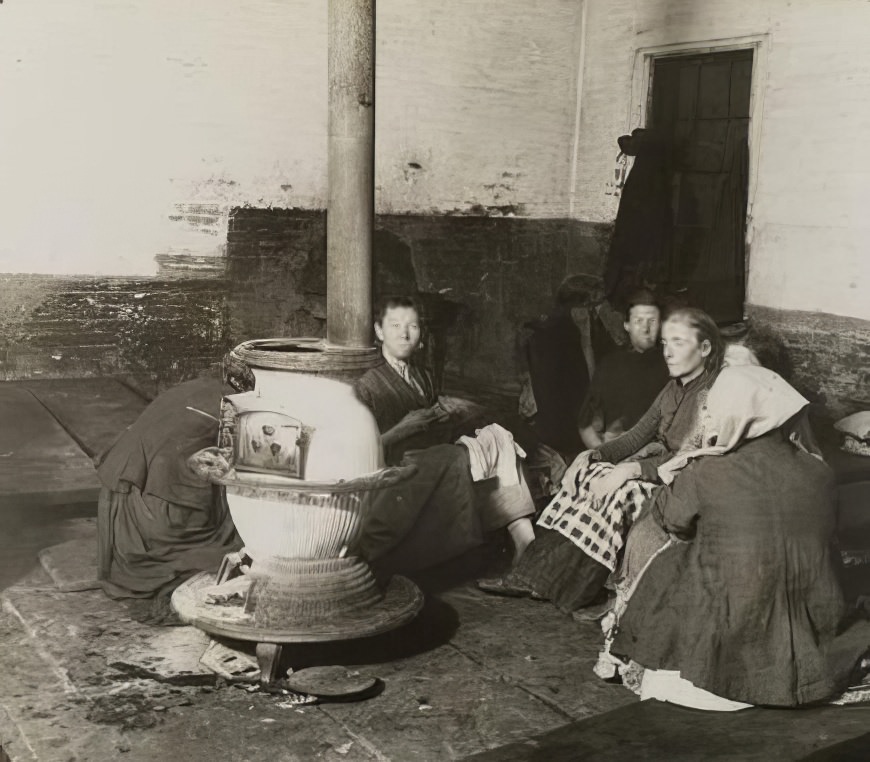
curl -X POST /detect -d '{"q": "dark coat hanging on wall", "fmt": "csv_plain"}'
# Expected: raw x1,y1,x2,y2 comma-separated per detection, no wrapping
604,129,675,308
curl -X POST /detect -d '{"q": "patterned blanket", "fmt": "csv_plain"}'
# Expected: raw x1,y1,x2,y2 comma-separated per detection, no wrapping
537,460,656,572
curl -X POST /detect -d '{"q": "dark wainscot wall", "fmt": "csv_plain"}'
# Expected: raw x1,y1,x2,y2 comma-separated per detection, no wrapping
746,304,870,424
2,209,867,423
225,208,611,399
0,268,230,398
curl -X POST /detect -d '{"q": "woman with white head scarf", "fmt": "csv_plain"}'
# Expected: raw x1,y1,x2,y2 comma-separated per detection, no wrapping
605,365,870,707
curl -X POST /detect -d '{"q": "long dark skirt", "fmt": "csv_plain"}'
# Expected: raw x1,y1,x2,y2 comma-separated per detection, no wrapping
98,484,241,600
510,528,610,614
357,444,484,578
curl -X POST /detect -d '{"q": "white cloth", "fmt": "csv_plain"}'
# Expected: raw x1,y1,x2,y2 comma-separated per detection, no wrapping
722,343,760,367
457,423,526,485
639,670,751,712
538,460,655,572
835,411,870,456
657,364,810,484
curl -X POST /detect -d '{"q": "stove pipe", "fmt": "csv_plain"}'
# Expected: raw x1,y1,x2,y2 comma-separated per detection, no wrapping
326,0,375,348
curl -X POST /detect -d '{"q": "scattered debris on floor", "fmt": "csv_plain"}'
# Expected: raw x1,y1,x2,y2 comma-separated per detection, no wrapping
199,638,259,681
2,514,869,760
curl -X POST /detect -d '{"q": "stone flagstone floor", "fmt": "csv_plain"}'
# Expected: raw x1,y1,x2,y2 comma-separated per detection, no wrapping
0,377,868,761
1,511,869,761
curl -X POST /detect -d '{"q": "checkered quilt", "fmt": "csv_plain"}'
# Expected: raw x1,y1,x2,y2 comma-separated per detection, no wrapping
537,460,656,572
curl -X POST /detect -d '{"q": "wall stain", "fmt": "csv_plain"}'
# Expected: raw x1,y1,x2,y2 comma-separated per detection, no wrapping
170,203,225,236
447,203,524,217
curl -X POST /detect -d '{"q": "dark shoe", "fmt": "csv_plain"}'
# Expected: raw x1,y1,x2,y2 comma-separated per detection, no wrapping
477,576,546,600
572,595,615,623
477,576,531,598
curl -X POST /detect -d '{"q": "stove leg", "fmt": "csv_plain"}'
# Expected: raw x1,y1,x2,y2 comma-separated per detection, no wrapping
255,642,282,684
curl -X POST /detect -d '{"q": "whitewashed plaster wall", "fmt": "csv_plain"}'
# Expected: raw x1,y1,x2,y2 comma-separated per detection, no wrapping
573,0,870,320
375,0,582,218
0,0,582,276
0,0,327,275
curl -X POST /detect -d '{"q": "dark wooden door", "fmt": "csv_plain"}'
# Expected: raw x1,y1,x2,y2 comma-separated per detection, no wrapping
649,50,752,324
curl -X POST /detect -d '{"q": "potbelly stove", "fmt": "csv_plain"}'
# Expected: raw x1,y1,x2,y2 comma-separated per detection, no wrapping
172,1,415,682
171,339,424,683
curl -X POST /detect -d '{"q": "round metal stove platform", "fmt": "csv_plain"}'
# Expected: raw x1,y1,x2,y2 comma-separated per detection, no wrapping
173,570,423,643
172,571,424,683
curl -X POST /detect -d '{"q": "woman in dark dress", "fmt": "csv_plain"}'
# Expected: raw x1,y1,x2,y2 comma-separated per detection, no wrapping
354,296,537,576
479,308,725,615
96,375,242,605
606,364,870,708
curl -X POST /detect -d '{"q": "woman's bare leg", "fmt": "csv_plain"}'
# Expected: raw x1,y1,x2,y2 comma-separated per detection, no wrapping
507,517,535,561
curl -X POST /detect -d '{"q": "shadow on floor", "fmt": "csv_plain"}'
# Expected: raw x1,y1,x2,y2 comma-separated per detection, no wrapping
188,534,516,676
214,542,510,674
798,731,870,761
463,700,870,761
264,594,462,674
0,502,96,592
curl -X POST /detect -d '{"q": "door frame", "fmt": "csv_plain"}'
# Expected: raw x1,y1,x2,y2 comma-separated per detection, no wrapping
627,35,769,314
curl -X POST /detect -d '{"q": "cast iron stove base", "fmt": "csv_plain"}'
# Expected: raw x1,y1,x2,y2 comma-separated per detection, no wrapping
172,570,424,683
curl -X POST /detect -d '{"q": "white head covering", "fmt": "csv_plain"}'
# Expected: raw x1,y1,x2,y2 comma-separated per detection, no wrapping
722,342,760,368
657,365,810,484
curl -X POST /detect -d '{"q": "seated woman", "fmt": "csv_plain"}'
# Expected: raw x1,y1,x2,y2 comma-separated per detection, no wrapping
96,374,242,611
606,364,870,708
354,296,537,577
478,307,725,614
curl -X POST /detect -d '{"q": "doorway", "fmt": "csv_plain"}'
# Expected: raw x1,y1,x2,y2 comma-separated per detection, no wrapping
648,49,753,324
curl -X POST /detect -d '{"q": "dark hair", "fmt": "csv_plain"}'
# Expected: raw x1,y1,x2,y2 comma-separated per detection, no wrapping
556,274,602,308
741,327,793,379
374,295,422,325
664,307,726,374
658,290,692,319
623,288,660,322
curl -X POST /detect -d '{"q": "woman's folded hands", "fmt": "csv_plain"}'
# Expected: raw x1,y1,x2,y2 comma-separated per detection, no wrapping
588,461,642,501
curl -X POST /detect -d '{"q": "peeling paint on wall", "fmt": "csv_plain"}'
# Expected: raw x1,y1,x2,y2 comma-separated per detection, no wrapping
0,0,329,275
1,0,583,276
0,275,230,394
169,204,225,236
